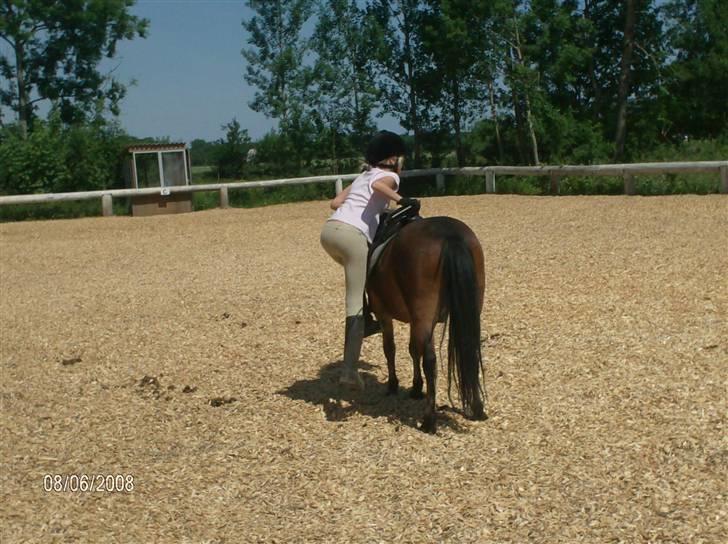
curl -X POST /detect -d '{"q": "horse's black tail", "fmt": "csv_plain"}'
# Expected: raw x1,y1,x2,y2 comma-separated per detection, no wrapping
440,236,485,419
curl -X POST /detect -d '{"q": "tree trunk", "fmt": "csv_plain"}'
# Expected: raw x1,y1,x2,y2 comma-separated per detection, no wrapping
353,86,361,142
409,84,422,166
487,79,504,163
614,0,639,162
513,24,540,165
511,83,526,163
523,90,540,166
452,78,464,167
583,0,602,122
505,44,526,164
331,124,338,173
15,40,28,139
403,22,422,167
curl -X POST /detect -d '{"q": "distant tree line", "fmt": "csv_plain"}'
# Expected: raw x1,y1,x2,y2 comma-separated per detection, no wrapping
240,0,727,169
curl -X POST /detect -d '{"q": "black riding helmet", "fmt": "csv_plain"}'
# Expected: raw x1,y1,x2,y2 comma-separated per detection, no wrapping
365,130,407,167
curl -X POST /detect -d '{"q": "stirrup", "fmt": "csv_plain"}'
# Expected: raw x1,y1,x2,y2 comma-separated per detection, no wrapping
364,313,381,337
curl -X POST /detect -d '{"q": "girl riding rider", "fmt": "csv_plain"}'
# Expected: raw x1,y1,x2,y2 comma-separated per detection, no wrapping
320,131,418,389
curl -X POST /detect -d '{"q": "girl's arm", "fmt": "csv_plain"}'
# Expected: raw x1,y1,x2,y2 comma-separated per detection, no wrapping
329,184,352,210
371,177,402,203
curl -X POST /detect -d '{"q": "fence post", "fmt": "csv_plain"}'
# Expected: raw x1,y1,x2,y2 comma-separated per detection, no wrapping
549,172,560,195
219,186,229,208
101,194,114,217
436,173,445,192
624,173,636,195
335,177,343,195
720,165,728,194
485,171,496,194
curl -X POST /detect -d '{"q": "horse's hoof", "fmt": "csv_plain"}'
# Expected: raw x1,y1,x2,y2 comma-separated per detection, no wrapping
465,404,487,421
420,417,436,434
339,370,364,391
409,389,424,399
386,381,399,396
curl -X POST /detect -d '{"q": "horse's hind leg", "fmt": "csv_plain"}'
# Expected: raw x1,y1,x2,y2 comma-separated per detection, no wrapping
408,331,424,399
421,334,438,433
382,317,398,395
409,322,437,433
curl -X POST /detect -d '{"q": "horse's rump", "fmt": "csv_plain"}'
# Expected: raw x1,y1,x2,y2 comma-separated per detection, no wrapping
368,217,484,324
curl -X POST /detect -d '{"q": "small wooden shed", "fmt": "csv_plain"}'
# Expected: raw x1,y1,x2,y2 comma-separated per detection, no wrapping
123,143,192,216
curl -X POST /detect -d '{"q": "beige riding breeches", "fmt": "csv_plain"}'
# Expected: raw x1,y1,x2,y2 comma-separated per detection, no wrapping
320,220,368,318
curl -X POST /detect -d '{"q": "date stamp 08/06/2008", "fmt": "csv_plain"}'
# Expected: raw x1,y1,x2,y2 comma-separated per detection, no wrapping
43,474,134,493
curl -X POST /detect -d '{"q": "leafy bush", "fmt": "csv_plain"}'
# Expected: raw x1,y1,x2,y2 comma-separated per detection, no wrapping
0,117,130,196
0,121,69,194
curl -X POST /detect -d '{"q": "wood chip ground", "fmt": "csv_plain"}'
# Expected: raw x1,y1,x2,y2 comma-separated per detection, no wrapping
1,195,726,543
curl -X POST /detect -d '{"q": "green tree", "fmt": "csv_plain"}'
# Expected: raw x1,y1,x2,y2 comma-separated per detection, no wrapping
421,0,499,166
215,118,252,179
517,0,610,163
369,0,431,167
242,0,314,168
499,2,543,165
613,0,640,161
311,0,380,165
490,0,664,164
0,0,148,139
575,0,664,159
661,0,728,139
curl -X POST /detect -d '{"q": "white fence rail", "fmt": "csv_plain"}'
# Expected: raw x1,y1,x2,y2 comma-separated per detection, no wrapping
0,161,725,217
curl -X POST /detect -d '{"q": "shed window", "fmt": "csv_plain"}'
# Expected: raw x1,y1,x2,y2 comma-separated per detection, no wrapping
135,154,161,188
162,152,187,187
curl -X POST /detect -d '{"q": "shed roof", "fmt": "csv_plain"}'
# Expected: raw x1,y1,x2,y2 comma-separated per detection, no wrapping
127,143,187,153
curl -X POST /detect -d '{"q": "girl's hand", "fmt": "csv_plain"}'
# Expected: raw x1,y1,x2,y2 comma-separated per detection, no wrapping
330,184,352,209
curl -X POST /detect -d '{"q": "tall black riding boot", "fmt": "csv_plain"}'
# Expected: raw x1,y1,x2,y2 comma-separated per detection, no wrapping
340,315,365,389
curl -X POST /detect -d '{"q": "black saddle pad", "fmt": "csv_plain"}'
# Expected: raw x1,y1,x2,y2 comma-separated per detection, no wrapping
367,204,421,276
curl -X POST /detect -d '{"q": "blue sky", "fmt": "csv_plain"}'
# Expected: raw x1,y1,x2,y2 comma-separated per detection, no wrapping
108,0,273,143
103,0,400,144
